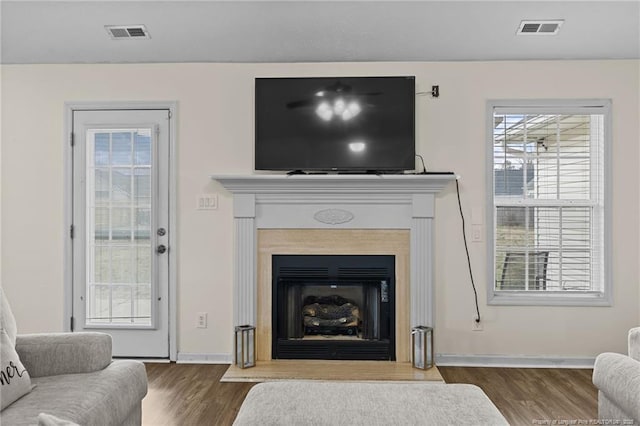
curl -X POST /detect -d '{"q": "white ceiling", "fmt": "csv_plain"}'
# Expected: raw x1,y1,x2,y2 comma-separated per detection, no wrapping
1,0,639,64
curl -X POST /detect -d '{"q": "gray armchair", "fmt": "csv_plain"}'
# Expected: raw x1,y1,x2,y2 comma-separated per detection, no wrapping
1,286,147,426
592,327,640,424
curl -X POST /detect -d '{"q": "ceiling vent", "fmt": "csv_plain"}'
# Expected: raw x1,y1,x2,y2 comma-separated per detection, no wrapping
105,25,150,40
517,20,564,35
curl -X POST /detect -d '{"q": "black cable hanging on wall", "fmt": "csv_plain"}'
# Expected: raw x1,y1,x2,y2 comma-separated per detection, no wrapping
455,179,481,323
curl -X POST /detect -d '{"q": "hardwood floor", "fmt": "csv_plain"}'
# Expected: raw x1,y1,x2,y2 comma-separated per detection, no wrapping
438,367,598,425
142,363,598,426
142,363,254,426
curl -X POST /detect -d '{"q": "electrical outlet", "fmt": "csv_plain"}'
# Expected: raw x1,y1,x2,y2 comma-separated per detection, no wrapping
472,317,483,331
197,312,208,328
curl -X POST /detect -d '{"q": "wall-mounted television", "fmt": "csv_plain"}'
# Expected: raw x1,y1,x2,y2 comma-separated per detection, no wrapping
255,76,415,173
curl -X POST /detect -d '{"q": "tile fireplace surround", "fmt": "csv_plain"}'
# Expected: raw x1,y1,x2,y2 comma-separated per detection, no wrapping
213,174,455,362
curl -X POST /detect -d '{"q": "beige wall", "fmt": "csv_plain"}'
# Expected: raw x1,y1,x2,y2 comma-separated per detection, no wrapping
1,60,638,359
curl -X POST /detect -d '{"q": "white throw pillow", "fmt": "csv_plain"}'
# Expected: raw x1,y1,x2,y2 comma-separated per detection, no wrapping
0,329,32,410
38,413,80,426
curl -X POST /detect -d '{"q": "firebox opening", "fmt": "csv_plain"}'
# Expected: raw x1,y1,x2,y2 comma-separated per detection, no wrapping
272,254,395,361
303,292,361,338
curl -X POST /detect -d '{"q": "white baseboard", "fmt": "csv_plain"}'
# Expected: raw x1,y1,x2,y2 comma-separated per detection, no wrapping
118,358,171,364
176,352,233,364
174,352,594,368
436,354,595,369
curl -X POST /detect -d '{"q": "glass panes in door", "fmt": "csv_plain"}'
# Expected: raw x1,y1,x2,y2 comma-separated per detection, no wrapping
86,128,154,326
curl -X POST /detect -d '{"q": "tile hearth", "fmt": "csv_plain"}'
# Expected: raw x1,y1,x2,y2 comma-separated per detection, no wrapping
221,360,444,383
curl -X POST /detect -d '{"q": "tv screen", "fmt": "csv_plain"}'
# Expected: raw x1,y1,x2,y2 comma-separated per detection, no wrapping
255,76,415,172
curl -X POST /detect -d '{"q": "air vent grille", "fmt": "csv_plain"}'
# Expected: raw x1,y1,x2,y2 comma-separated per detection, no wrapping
278,267,329,278
275,340,391,360
517,20,564,35
521,23,541,33
105,25,150,40
337,267,389,278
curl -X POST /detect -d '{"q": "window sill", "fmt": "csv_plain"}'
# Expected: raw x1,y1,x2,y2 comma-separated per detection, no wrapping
488,291,612,307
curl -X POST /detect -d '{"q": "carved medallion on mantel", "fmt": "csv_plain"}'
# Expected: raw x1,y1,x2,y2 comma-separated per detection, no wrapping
313,208,354,225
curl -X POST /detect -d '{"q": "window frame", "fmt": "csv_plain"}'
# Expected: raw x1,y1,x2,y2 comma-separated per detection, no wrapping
486,99,612,306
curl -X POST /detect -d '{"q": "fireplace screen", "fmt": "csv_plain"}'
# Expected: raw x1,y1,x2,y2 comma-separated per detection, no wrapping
272,255,395,360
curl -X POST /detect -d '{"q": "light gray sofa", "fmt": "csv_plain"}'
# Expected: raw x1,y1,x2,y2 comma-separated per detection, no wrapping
592,327,640,424
0,287,147,426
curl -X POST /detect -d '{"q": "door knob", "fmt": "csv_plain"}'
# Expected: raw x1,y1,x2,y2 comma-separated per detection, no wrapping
157,244,167,254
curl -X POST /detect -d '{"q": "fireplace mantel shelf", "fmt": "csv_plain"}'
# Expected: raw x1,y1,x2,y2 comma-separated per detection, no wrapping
212,173,457,194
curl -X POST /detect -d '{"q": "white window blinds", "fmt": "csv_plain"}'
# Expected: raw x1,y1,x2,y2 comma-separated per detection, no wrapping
492,105,606,298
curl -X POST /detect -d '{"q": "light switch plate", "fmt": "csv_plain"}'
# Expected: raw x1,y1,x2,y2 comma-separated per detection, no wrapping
197,194,218,210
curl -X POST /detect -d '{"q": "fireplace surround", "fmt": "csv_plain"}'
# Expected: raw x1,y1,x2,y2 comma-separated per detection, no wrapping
213,174,455,362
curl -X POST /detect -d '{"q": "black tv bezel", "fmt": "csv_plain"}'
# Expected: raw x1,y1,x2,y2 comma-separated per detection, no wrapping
254,76,416,173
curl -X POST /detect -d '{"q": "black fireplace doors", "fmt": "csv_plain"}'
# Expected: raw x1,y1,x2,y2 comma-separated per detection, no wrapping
272,255,395,361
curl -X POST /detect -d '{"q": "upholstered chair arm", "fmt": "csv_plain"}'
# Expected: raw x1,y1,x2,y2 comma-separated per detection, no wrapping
628,327,640,362
15,332,112,378
593,352,640,422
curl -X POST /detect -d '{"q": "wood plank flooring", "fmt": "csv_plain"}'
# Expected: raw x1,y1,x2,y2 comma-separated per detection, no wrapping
142,363,254,426
142,363,598,426
438,366,598,425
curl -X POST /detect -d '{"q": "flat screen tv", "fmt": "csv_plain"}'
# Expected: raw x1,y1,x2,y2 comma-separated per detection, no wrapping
255,76,415,172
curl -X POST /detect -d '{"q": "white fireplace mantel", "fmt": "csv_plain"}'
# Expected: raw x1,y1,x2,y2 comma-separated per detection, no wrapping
212,174,456,331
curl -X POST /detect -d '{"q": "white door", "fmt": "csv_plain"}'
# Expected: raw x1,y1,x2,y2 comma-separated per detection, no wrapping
72,109,170,358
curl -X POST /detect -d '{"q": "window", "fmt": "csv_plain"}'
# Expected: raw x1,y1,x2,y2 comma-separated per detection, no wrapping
488,100,610,306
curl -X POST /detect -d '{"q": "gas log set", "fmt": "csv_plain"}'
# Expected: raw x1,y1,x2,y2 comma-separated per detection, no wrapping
302,295,360,336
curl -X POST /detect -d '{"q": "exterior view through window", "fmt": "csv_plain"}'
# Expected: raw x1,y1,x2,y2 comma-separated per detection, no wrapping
490,101,608,304
86,128,153,326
